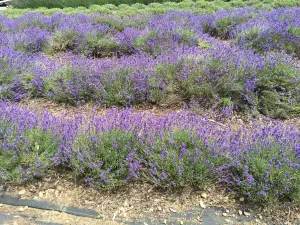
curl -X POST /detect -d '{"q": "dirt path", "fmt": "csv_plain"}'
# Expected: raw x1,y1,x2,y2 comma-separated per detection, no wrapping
0,178,298,225
19,99,184,118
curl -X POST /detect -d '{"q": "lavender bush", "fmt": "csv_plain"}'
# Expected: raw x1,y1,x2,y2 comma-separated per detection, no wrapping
202,7,261,39
0,103,299,203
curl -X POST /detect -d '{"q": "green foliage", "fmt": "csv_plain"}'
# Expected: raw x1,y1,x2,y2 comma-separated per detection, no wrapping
149,63,180,104
44,67,95,105
0,122,59,183
45,30,79,53
20,73,42,98
77,32,122,58
133,29,199,56
11,0,181,9
144,130,225,187
177,29,200,46
97,68,136,106
92,17,125,32
0,58,21,100
228,141,300,203
197,39,214,50
151,57,248,110
71,129,225,188
237,26,300,58
14,40,47,54
133,30,159,55
289,26,300,36
237,27,261,46
256,63,300,118
203,16,251,39
5,0,299,18
72,130,140,188
11,0,91,8
149,56,300,118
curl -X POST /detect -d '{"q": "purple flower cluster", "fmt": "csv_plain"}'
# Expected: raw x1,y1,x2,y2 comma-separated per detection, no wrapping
0,102,299,203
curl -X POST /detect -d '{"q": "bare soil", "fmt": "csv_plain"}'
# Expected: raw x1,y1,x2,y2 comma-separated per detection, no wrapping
2,172,298,225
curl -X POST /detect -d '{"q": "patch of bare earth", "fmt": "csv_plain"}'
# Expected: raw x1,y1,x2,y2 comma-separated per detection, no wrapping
19,99,183,117
2,174,298,225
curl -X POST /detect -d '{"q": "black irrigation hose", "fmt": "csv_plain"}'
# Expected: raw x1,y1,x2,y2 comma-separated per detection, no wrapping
0,194,101,219
0,212,63,225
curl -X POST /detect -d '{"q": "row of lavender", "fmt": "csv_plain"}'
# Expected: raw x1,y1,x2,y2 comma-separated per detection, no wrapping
0,8,300,117
0,102,299,203
1,7,299,57
204,7,300,57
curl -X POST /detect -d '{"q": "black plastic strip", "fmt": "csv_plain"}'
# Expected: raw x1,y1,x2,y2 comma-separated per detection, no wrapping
0,194,101,219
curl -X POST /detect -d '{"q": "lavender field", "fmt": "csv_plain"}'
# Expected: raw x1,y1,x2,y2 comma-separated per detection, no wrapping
0,6,300,205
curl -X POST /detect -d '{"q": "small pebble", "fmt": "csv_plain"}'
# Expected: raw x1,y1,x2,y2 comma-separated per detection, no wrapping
239,197,245,202
222,213,228,217
18,206,28,212
225,209,230,213
0,203,3,207
201,193,207,199
244,212,250,216
18,189,26,195
200,200,206,209
56,185,63,191
169,207,177,213
157,206,162,211
238,210,243,216
18,207,25,212
38,192,44,198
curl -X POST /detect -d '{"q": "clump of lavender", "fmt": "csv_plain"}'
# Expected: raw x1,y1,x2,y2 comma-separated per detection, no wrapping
1,103,299,204
202,7,260,39
0,103,65,182
218,121,300,203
